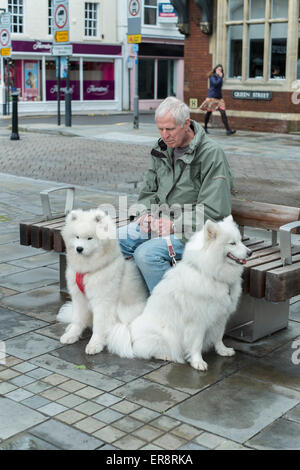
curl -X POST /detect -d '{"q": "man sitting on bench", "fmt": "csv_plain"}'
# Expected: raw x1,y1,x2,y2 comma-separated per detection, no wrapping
118,96,233,293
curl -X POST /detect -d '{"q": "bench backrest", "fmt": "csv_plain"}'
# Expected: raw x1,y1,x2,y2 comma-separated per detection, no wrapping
232,198,300,232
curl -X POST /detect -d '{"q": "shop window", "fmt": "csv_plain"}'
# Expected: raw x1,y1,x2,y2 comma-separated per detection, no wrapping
8,0,23,34
144,0,157,26
270,23,287,79
248,24,264,79
228,0,244,21
138,57,177,100
85,2,98,37
271,0,288,19
83,61,114,100
45,59,80,101
226,0,289,81
249,0,266,19
11,60,42,101
227,25,243,78
139,59,155,99
157,60,175,99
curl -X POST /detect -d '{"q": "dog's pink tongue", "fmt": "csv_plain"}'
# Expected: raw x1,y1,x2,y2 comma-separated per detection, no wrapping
241,259,246,265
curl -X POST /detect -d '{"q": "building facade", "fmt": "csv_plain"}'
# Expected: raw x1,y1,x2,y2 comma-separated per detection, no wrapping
176,0,300,133
118,0,185,111
0,0,185,114
0,0,122,113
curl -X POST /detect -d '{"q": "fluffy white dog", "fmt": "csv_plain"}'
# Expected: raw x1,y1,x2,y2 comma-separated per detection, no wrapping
130,216,251,371
57,208,148,357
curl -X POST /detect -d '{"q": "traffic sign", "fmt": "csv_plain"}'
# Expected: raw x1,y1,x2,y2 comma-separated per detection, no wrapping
0,11,11,56
128,0,141,43
128,34,141,44
53,0,70,44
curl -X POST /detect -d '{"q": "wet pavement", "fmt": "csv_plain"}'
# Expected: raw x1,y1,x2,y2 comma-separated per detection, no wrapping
0,119,300,451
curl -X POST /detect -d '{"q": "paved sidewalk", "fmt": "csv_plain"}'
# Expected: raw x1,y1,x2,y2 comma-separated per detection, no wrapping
0,171,300,451
0,118,300,451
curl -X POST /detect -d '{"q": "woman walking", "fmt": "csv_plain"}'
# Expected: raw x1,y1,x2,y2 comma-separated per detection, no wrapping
199,64,236,136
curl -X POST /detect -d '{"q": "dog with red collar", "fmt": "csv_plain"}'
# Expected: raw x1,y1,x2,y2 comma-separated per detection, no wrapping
57,208,148,357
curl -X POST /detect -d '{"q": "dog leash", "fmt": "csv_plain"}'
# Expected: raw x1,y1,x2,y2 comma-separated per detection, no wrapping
164,235,177,267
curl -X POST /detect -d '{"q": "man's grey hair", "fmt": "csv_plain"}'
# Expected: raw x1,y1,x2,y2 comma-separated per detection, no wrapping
155,97,190,127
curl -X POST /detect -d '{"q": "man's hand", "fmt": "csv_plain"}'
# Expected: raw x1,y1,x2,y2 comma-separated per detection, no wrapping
135,213,152,233
135,214,174,236
151,217,174,237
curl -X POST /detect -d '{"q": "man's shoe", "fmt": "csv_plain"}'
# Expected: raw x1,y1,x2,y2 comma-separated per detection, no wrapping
204,127,209,134
226,129,236,135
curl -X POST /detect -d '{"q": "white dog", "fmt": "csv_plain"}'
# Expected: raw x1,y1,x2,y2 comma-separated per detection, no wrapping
57,208,148,357
130,216,251,371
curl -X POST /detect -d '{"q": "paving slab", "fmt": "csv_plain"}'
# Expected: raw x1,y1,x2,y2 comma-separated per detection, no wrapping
112,378,189,413
167,373,300,443
0,397,46,440
0,432,59,450
5,332,61,360
29,419,103,450
144,352,252,395
0,285,66,322
30,353,124,391
237,336,300,391
246,418,300,450
0,267,59,292
53,341,163,382
0,308,47,341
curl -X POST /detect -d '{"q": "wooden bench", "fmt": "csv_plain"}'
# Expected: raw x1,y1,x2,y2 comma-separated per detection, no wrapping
19,185,300,343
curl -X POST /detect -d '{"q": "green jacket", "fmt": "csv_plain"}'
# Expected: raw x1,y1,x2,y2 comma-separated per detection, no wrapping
137,120,233,243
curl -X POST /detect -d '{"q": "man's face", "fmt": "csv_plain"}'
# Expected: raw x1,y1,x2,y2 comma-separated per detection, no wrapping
156,112,190,148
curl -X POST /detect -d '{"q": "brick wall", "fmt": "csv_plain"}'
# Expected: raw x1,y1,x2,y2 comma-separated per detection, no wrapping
184,0,299,133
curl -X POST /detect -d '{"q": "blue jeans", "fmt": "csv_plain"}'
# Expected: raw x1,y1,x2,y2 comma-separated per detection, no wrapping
118,222,185,293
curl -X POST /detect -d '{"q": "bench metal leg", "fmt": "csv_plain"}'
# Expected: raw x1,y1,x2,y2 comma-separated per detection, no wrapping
225,294,289,342
59,253,68,294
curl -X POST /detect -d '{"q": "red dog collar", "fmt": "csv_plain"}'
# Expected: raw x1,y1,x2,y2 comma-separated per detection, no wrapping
76,272,86,294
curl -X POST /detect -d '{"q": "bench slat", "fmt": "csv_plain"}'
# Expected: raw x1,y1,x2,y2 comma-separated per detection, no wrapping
249,251,300,298
266,260,300,302
232,198,300,232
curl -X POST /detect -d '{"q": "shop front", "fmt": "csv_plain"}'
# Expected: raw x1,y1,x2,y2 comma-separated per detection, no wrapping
0,40,122,114
129,39,184,110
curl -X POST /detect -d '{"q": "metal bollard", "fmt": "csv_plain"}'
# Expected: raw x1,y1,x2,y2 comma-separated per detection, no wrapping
10,91,19,141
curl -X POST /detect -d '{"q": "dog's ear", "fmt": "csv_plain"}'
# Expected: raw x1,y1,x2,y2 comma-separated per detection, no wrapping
95,214,117,241
224,215,233,223
66,210,80,223
204,219,220,241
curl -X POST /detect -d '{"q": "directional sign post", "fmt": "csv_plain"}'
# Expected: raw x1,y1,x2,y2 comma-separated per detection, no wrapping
52,0,71,126
128,0,141,129
0,11,11,115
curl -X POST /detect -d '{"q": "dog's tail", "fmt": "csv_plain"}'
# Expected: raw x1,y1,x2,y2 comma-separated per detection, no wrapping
107,323,134,359
57,302,73,323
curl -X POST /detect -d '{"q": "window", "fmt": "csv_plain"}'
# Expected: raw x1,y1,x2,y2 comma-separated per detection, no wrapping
8,0,23,34
138,57,177,100
144,0,157,26
48,0,52,35
226,0,289,81
85,2,98,37
298,23,300,80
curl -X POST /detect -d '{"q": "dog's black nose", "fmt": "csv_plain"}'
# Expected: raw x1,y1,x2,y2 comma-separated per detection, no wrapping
76,246,83,254
247,249,252,258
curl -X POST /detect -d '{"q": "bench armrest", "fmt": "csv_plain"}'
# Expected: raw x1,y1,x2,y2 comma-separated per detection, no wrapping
40,186,75,220
279,221,300,265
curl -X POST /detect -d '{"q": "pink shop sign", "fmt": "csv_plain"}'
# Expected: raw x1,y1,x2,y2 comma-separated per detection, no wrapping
84,80,114,100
